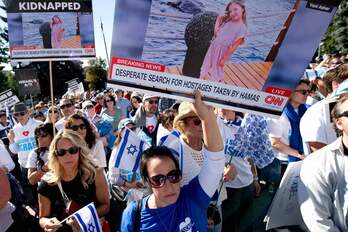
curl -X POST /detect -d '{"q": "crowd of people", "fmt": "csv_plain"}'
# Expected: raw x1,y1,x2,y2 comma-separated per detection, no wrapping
0,55,348,232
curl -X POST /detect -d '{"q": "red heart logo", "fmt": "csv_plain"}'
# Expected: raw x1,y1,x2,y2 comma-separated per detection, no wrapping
23,131,29,136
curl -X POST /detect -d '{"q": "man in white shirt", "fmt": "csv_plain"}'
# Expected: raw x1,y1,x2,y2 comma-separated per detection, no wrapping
7,102,42,205
300,64,348,154
299,94,348,231
55,98,75,131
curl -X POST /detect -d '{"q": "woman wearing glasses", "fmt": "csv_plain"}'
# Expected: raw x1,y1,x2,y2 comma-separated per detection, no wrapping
121,91,224,231
45,106,61,124
37,129,109,232
268,80,310,179
101,95,122,133
27,123,55,185
64,113,107,169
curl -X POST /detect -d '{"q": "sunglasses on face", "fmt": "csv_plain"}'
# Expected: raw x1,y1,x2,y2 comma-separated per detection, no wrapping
184,117,201,126
70,124,86,131
294,90,310,95
148,169,181,188
14,112,27,117
55,146,80,157
49,110,58,114
148,100,158,105
60,103,73,109
85,105,94,109
106,99,113,103
36,132,49,139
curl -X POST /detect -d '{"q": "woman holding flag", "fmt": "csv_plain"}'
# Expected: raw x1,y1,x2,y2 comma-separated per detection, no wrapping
121,90,225,231
37,129,109,232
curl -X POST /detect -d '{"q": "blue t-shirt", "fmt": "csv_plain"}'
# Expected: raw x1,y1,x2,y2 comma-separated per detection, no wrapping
121,177,210,232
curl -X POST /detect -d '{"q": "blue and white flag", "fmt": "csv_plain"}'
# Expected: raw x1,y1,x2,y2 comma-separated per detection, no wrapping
73,203,102,232
5,103,16,128
114,128,149,173
158,129,181,158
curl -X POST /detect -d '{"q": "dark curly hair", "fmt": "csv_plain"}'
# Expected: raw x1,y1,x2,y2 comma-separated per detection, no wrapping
64,113,96,149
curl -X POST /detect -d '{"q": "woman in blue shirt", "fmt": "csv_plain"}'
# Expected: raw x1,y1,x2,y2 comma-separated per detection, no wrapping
121,91,225,231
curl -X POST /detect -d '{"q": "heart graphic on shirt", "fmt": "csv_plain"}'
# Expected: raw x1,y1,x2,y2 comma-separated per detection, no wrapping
22,131,29,136
147,125,155,133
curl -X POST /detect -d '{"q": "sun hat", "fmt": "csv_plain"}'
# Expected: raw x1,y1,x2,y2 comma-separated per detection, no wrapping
143,94,159,102
173,101,197,128
82,100,94,109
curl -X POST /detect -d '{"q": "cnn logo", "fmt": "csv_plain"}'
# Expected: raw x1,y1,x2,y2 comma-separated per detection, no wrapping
264,96,285,106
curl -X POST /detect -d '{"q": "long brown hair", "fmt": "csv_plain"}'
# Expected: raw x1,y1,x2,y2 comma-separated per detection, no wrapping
222,0,247,26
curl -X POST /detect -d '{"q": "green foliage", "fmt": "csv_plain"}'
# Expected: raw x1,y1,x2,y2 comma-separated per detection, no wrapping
321,0,348,55
0,70,18,94
84,57,107,91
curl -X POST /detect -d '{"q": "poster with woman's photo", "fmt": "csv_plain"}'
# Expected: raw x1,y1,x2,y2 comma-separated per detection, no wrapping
7,0,95,61
108,0,342,117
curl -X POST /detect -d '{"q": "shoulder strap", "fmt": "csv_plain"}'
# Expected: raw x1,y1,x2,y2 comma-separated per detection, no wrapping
134,199,143,232
57,181,70,207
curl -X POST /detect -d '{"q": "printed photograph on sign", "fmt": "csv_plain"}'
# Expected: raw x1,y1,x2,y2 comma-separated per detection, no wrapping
6,0,95,61
109,0,341,117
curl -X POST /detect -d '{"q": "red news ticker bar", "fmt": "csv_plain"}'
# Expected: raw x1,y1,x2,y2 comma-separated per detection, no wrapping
112,57,165,72
11,46,36,50
265,86,292,97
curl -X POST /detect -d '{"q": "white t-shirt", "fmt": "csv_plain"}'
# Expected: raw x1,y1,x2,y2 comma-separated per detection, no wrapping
54,117,66,131
0,145,15,172
9,118,42,167
26,149,49,169
267,112,291,162
90,139,107,168
300,98,337,155
145,115,158,134
217,117,253,188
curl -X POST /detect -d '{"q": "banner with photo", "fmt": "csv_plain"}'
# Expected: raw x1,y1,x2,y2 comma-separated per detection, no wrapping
15,68,41,96
7,0,95,61
108,0,342,117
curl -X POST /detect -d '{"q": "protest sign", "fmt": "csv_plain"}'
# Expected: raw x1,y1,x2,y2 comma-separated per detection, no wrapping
7,0,95,61
15,68,41,96
0,90,20,111
264,161,305,230
108,0,342,117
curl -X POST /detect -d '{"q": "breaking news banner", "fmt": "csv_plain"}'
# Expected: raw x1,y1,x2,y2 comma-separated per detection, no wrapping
108,0,342,117
7,0,95,61
15,68,41,96
0,90,20,111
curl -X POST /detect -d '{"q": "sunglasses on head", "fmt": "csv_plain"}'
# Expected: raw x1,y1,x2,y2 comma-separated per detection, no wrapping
148,100,158,105
184,117,201,126
148,169,181,188
60,103,73,109
14,112,27,117
70,124,86,131
49,110,58,114
294,89,310,95
338,111,348,118
55,146,79,157
36,132,49,139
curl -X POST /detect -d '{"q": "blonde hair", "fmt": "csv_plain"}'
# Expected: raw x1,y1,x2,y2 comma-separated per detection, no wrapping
42,129,97,189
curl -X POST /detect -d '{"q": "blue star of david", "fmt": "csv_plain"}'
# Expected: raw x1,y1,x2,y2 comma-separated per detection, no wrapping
126,144,138,156
88,223,95,232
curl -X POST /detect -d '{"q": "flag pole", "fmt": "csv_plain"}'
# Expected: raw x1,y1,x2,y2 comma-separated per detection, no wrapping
49,61,56,136
100,17,110,67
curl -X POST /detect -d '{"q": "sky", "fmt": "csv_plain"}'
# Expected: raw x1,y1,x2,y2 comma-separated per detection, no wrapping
0,0,115,66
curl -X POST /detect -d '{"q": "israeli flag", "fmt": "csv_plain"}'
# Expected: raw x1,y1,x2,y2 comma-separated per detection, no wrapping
114,128,149,172
158,130,181,158
73,203,102,232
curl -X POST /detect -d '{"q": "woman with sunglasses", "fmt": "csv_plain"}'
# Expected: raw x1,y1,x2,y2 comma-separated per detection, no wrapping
37,129,109,232
101,95,122,133
121,90,224,231
268,80,310,179
45,106,61,124
27,123,55,186
64,113,107,168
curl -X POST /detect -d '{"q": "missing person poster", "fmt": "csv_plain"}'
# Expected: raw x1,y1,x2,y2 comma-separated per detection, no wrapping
108,0,342,117
0,90,20,111
7,0,95,61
